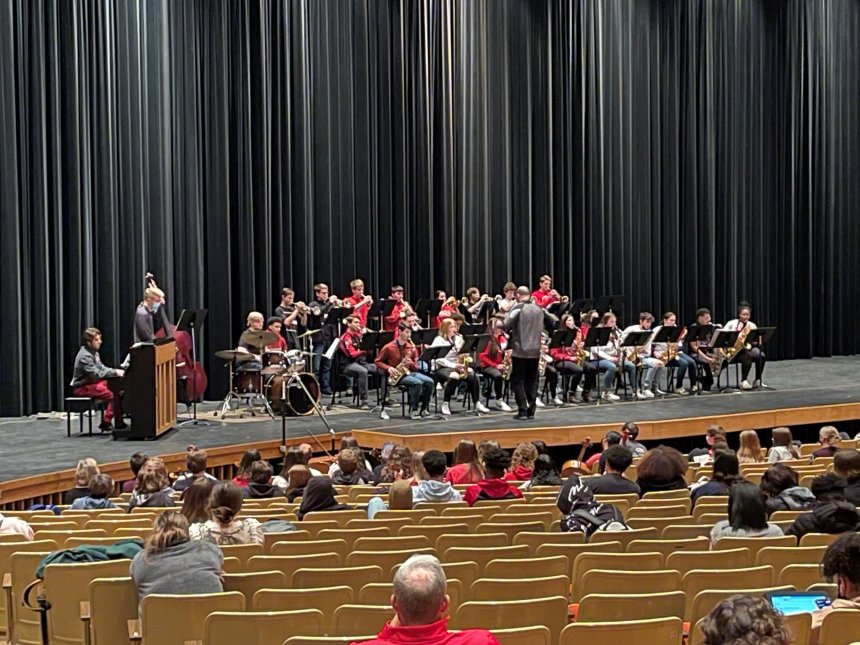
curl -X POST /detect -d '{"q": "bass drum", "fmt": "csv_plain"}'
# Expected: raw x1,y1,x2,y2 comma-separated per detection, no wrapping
267,372,320,416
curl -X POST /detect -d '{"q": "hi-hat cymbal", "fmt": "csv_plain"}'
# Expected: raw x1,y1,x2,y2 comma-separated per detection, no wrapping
214,349,255,362
297,329,319,339
240,330,279,347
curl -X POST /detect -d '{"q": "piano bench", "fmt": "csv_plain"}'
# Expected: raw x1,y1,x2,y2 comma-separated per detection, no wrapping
64,397,105,438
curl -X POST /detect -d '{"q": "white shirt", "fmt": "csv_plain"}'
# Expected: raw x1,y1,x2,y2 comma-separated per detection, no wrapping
0,513,34,541
430,335,460,369
723,319,757,332
621,324,656,358
498,297,517,313
592,328,621,361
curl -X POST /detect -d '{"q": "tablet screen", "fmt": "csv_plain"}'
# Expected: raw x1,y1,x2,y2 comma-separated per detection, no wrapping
768,593,831,615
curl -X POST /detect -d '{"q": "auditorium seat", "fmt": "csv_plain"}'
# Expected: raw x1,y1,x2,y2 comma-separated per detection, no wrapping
82,576,138,645
626,537,711,557
560,616,683,644
252,586,353,633
484,556,569,580
469,575,570,602
436,533,509,554
511,530,585,553
222,570,287,605
270,538,349,559
347,517,412,532
248,553,340,583
302,509,366,526
576,591,686,622
571,553,664,600
352,535,432,552
489,625,552,645
780,563,826,590
476,521,546,540
317,527,391,547
347,548,436,574
714,535,797,555
682,567,776,621
442,545,529,572
452,596,568,640
755,546,828,584
203,609,324,645
397,522,470,542
577,569,682,603
664,548,752,577
332,604,396,636
421,514,484,531
293,566,383,593
589,527,659,548
130,591,244,644
686,586,794,634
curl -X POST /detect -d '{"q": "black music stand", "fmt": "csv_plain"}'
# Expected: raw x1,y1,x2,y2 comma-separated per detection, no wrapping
414,328,439,346
593,295,614,316
652,325,682,345
460,323,484,336
368,299,386,331
584,327,612,404
425,300,442,326
176,308,214,427
711,329,741,391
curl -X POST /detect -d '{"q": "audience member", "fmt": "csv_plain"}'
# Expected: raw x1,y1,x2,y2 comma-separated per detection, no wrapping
231,449,261,487
297,476,352,520
189,481,263,545
379,445,414,483
130,510,222,604
355,554,500,644
122,453,149,493
180,478,216,524
71,474,118,509
691,450,740,505
785,473,860,538
368,480,415,519
285,465,311,503
297,443,324,476
64,457,100,505
271,446,305,489
128,458,175,511
689,425,727,462
620,421,647,457
172,449,218,492
331,437,373,479
408,451,427,485
581,445,640,496
811,426,841,459
445,440,483,485
242,460,285,499
413,451,462,504
531,440,549,457
760,463,815,514
700,594,790,645
767,427,801,462
833,449,860,506
585,431,622,474
710,481,785,547
464,447,523,506
504,443,538,481
526,454,563,489
0,511,34,540
635,446,689,497
331,448,373,485
810,533,860,644
736,430,764,464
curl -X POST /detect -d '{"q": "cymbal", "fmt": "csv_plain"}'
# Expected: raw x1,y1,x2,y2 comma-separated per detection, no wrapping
214,349,255,362
297,329,319,339
261,365,286,376
240,330,279,347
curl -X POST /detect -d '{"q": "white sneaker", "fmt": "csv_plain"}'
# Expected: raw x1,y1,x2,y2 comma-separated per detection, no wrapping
602,392,620,402
535,398,546,408
476,402,490,413
691,383,701,393
495,400,512,412
642,389,655,399
436,382,443,391
754,379,764,388
552,396,564,405
675,387,688,395
635,391,647,400
441,402,451,415
741,380,753,390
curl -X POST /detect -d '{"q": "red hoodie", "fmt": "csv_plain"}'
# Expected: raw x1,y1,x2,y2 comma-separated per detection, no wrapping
464,478,523,506
352,617,499,645
503,465,534,481
445,463,483,485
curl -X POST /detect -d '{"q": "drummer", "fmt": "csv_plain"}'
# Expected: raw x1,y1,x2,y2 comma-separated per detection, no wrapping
265,317,287,352
236,311,265,371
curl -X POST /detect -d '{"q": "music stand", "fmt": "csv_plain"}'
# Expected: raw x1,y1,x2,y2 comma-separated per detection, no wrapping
368,299,386,330
652,325,682,345
549,329,575,349
382,298,398,327
584,327,612,405
426,300,443,327
747,327,777,389
460,334,492,356
711,329,740,391
175,308,214,427
414,328,439,346
593,295,614,316
460,323,484,336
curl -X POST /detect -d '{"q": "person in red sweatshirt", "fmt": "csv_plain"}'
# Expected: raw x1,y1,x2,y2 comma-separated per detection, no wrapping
383,286,411,332
504,442,538,481
352,554,500,645
549,314,598,402
478,319,513,412
530,274,559,308
463,446,524,506
339,315,379,409
342,278,373,328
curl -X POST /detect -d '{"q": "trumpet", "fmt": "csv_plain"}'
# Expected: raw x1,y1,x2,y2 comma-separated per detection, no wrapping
399,300,416,318
347,295,373,310
443,296,458,309
330,297,343,307
460,297,470,306
560,295,570,303
296,302,321,317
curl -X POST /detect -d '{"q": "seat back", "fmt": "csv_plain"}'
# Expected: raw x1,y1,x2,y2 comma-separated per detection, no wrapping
798,533,841,548
88,577,138,645
511,531,585,553
270,539,349,559
437,533,509,554
534,541,622,571
489,625,552,645
755,546,827,583
588,527,659,548
714,535,797,555
317,527,391,548
484,556,569,580
219,543,264,566
783,611,813,645
442,545,529,571
252,586,352,633
470,575,570,601
686,586,794,632
626,537,710,557
0,540,58,632
331,604,395,637
440,561,480,589
247,553,340,583
660,524,712,540
346,549,436,574
577,591,686,622
682,568,776,621
139,592,245,644
579,569,682,601
302,510,367,525
398,523,470,542
203,609,324,645
9,551,51,644
559,617,683,644
353,536,432,552
293,566,383,592
222,571,288,605
572,553,663,600
453,596,569,641
665,548,752,577
780,564,825,590
262,530,311,553
817,608,860,645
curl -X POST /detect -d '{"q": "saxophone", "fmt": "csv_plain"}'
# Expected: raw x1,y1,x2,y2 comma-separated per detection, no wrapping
538,351,549,377
665,326,686,362
500,351,513,380
389,356,412,386
574,329,589,366
455,353,473,377
724,323,753,361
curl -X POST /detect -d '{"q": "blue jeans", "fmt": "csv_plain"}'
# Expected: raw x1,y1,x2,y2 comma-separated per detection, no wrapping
397,372,434,410
595,358,637,390
673,352,698,388
640,357,663,390
367,496,388,519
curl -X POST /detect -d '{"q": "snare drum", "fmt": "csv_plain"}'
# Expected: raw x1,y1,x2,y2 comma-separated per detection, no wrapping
266,372,320,416
235,370,263,394
284,349,306,374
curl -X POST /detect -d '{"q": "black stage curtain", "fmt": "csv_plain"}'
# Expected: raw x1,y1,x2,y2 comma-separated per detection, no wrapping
1,0,858,416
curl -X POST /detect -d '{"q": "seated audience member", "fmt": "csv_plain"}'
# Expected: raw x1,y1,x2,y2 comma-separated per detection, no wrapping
285,465,311,503
760,463,815,514
122,453,149,493
0,511,34,540
71,474,118,510
232,449,261,487
330,437,373,479
737,430,764,464
172,449,218,492
582,445,641,496
767,427,802,462
810,533,860,645
408,451,427,485
131,510,222,604
379,445,414,483
689,425,727,462
526,454,563,489
331,447,373,486
242,460,285,499
189,481,263,545
413,450,463,504
64,458,100,505
298,443,323,476
811,426,841,459
786,473,860,539
504,443,538,481
445,440,483,485
620,421,647,457
464,447,523,506
296,476,352,520
833,449,860,506
531,440,549,457
635,446,689,497
700,594,790,645
128,458,175,511
368,480,415,519
585,431,622,474
356,554,500,645
180,479,216,524
271,446,305,489
710,481,785,547
692,450,740,505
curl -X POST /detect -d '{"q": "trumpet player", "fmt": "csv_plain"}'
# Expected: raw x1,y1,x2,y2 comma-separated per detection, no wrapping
342,278,373,328
621,312,664,398
274,287,307,342
723,304,766,389
463,287,494,324
478,319,513,411
383,285,412,332
531,275,560,309
375,324,433,419
497,282,518,314
435,291,458,328
430,319,489,415
550,314,597,402
309,282,340,395
653,311,697,395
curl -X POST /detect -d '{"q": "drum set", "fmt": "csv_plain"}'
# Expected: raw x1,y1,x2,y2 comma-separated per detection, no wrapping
216,330,321,419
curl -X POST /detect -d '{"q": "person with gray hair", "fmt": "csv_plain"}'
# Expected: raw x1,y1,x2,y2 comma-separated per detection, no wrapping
503,285,546,420
354,554,500,644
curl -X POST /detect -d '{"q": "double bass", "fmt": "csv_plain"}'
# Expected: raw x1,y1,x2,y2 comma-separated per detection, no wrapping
146,273,209,404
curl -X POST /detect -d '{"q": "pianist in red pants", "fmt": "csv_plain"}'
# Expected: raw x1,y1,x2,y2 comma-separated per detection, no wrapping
70,327,126,431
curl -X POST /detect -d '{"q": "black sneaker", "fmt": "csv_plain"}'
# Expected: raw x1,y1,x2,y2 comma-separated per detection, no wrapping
513,413,528,421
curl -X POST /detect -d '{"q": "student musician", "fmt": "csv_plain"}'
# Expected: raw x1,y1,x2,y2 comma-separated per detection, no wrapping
342,278,373,328
462,287,493,324
338,315,378,409
435,292,458,328
308,282,338,395
722,304,766,389
531,275,560,309
134,283,166,343
621,312,664,398
430,319,489,416
264,317,288,352
478,319,513,412
273,288,307,345
236,311,265,372
687,308,718,391
497,282,518,314
592,312,641,401
652,311,697,394
374,324,434,419
550,314,597,403
71,327,126,431
383,285,413,332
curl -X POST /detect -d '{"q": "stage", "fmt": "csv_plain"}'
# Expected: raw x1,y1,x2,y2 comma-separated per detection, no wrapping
1,356,859,498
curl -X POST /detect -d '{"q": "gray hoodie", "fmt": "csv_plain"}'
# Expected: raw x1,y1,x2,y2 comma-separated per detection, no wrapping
412,480,462,504
766,486,816,513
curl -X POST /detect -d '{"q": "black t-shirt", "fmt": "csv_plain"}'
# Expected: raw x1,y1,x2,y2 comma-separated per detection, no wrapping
583,473,641,496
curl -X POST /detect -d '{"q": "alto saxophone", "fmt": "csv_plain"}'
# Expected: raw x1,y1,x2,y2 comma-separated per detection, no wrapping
500,351,513,380
724,324,753,361
574,329,589,366
538,350,549,376
455,353,473,377
389,356,412,386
